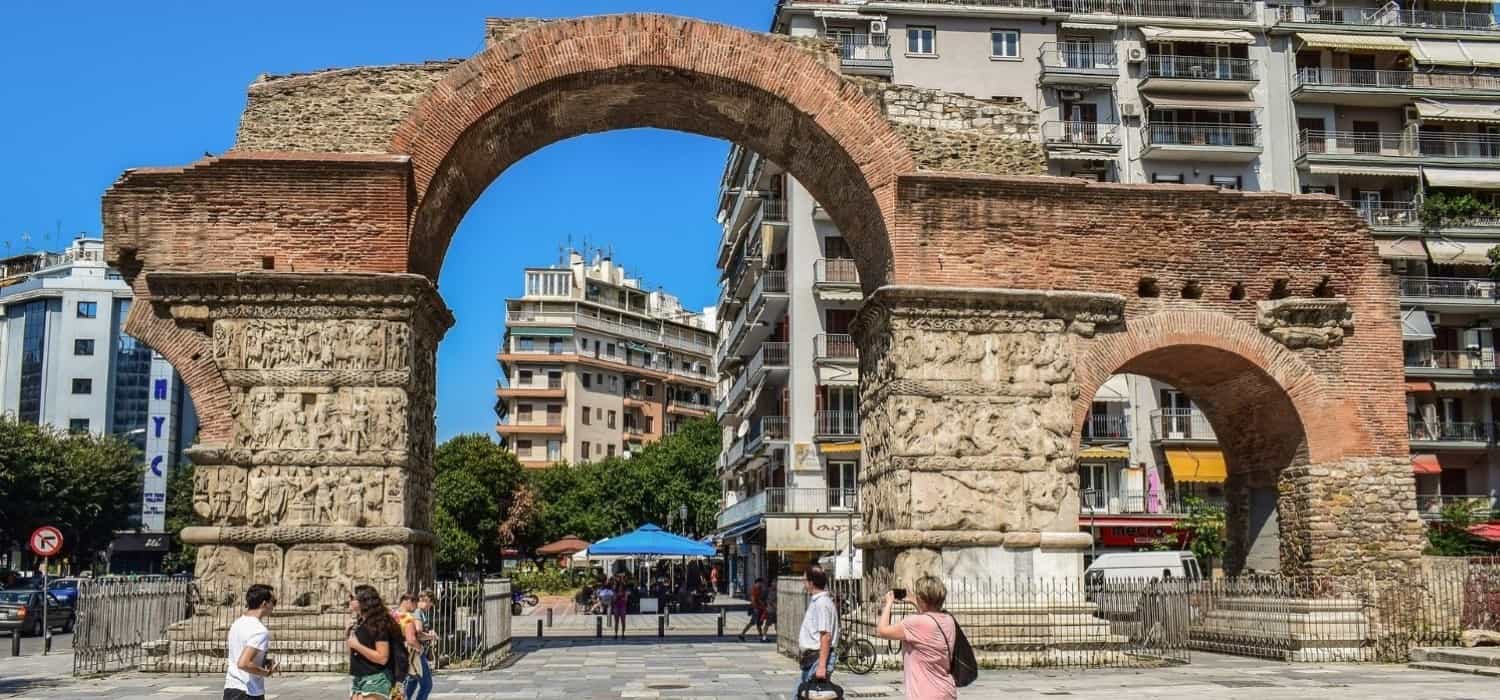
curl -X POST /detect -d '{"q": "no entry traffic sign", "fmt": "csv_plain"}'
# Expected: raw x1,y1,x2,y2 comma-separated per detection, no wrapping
29,526,63,558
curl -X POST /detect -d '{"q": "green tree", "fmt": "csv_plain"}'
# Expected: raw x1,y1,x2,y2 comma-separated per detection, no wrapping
162,460,198,574
432,434,524,575
1179,496,1226,572
1425,502,1483,557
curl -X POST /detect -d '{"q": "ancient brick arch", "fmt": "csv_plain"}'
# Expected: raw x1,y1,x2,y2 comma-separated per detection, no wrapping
97,13,1425,626
391,14,916,282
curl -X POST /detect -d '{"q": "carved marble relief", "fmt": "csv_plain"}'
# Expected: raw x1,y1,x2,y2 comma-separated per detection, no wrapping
196,465,406,528
231,387,407,453
1257,298,1354,349
212,319,409,371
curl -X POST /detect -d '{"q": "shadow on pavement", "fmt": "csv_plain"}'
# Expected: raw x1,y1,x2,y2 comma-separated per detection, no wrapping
0,675,67,696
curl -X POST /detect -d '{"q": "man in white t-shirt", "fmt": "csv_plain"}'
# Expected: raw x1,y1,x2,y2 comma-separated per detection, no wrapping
224,583,277,700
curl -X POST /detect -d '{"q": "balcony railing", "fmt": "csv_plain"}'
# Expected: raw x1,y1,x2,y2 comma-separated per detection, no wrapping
1042,120,1120,146
1082,488,1150,514
815,333,859,362
1149,409,1217,441
749,415,790,444
814,258,859,286
1300,129,1500,160
717,491,766,529
749,341,790,375
1082,414,1130,441
1345,200,1418,228
750,270,789,311
1404,349,1499,371
1400,276,1500,300
1277,5,1500,33
1294,67,1415,90
1416,494,1498,519
510,309,713,354
1418,131,1500,159
1040,42,1118,71
836,34,891,63
758,197,788,224
1143,55,1255,81
1056,0,1256,20
815,410,860,438
1146,122,1259,148
766,487,860,513
1409,420,1492,443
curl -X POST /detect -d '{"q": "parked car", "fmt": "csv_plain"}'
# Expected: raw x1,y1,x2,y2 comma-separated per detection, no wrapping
0,590,75,636
47,578,82,606
1084,551,1203,585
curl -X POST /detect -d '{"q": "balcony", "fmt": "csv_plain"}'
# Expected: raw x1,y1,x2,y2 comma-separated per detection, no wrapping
815,334,859,363
1042,120,1121,149
1081,487,1150,514
1345,200,1419,230
667,395,713,415
747,415,790,451
728,270,789,358
509,308,714,355
1039,43,1118,86
1299,129,1500,165
1410,420,1493,447
754,197,788,231
1082,414,1130,442
766,487,860,514
1140,55,1257,94
1295,67,1500,104
813,258,860,287
836,34,892,77
496,383,566,400
496,421,567,436
815,410,860,439
716,491,766,530
1400,277,1500,308
1416,493,1499,520
1141,122,1261,161
1149,409,1217,442
1404,348,1500,377
1056,0,1257,21
719,366,751,420
1277,5,1500,35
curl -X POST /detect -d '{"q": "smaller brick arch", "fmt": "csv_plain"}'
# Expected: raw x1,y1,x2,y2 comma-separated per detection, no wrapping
390,14,916,287
123,290,232,442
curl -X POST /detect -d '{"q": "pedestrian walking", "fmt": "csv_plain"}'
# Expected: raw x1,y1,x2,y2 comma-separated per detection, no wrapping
763,582,778,640
794,566,838,696
876,576,958,699
610,580,630,639
223,584,276,700
347,586,401,700
738,577,767,642
396,593,432,700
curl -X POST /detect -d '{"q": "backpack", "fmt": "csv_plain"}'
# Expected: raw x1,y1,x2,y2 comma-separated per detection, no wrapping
927,613,978,688
388,626,410,684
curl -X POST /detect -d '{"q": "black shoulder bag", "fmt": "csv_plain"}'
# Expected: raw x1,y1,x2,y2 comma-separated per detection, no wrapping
927,612,978,688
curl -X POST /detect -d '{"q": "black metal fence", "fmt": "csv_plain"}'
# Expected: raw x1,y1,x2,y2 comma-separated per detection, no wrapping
72,578,512,676
775,559,1500,669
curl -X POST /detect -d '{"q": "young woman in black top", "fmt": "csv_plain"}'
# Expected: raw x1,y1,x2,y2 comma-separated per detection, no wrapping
346,586,398,699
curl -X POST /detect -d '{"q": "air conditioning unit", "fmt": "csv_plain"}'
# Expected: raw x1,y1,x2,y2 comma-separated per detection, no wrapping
1127,47,1148,63
1119,101,1141,117
1059,90,1084,102
1308,0,1329,6
1430,312,1442,325
869,19,887,35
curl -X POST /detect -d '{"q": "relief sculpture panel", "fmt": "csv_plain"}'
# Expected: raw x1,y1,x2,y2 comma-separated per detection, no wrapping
231,387,407,454
213,319,409,372
199,465,405,527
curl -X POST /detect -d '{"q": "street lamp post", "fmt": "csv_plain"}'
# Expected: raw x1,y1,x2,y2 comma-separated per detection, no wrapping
1082,487,1098,561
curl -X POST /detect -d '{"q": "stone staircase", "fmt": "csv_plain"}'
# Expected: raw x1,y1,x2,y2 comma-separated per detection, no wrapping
1409,646,1500,677
1189,597,1374,662
141,606,352,673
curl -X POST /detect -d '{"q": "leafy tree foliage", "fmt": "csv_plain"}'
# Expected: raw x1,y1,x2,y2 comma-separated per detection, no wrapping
162,460,197,573
1178,496,1226,570
0,418,139,571
433,434,524,575
1425,502,1489,557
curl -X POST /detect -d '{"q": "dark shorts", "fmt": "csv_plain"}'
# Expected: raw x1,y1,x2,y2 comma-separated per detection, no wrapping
223,690,265,700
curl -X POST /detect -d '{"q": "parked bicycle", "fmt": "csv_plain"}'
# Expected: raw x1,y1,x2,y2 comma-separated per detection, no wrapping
831,592,877,675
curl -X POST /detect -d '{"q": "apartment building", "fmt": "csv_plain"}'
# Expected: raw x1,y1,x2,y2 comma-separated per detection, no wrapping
496,251,718,467
0,237,198,540
713,144,866,590
741,0,1500,564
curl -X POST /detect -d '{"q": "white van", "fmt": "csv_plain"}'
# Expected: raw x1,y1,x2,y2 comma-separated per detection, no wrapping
1084,551,1203,584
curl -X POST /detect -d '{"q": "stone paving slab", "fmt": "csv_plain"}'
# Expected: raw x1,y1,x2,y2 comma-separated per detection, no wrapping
6,641,1500,699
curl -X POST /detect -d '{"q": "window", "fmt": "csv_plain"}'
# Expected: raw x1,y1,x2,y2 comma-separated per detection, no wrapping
609,375,619,393
518,337,535,352
582,442,591,460
68,418,90,433
607,444,616,458
1151,173,1183,184
74,339,95,356
606,343,616,357
607,410,617,429
516,439,533,455
547,404,563,425
549,338,564,355
907,26,935,55
548,370,562,389
582,407,591,426
547,440,562,461
76,301,97,318
596,407,603,420
583,373,592,389
72,378,93,394
990,29,1020,59
518,403,533,422
519,369,533,386
1210,175,1242,190
17,300,46,424
826,461,859,509
645,383,655,398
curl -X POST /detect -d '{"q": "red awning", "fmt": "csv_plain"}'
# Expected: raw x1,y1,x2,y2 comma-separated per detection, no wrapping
1080,516,1180,528
1406,380,1436,393
1467,523,1500,542
1412,454,1442,475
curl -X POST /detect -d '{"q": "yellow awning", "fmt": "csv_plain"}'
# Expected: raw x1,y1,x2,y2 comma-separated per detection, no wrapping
1078,446,1131,459
1140,26,1255,44
1415,100,1500,124
1426,167,1500,190
1164,448,1227,483
819,442,862,454
1297,33,1409,53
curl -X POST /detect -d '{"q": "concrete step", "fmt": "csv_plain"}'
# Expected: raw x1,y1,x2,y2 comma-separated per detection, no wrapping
1408,660,1500,677
1410,646,1500,668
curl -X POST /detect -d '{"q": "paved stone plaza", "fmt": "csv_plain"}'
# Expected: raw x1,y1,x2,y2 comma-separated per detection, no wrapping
5,640,1500,700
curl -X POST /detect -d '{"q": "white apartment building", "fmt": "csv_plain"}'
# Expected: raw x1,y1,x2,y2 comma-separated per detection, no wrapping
720,0,1500,568
497,250,717,467
0,238,197,568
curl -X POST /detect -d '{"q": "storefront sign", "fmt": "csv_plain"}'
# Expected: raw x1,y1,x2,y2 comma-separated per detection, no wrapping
1094,524,1188,548
140,357,177,532
766,515,863,552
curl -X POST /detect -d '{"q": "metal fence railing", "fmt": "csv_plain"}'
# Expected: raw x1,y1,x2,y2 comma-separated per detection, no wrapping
776,561,1500,669
1401,277,1500,300
813,258,859,286
72,578,512,677
1042,120,1121,146
815,333,858,361
1146,123,1259,148
1143,55,1256,81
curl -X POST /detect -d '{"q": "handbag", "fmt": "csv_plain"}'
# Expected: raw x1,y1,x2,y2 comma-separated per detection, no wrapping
796,679,845,700
407,642,424,678
927,613,978,688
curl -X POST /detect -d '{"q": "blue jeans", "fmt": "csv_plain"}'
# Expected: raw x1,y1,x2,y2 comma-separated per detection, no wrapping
795,650,834,698
403,653,432,700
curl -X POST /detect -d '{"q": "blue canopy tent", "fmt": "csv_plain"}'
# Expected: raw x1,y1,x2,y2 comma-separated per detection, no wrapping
586,524,715,557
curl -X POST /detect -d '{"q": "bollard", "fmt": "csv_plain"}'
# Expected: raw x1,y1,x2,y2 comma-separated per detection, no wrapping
596,615,603,638
43,633,51,655
546,607,553,628
664,608,671,630
537,619,543,639
717,613,725,637
10,630,19,657
657,615,665,638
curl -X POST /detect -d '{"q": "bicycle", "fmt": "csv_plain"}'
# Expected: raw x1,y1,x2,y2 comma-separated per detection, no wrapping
836,634,878,675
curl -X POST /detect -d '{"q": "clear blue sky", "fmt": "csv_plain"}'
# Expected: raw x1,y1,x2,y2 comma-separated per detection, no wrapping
0,1,776,441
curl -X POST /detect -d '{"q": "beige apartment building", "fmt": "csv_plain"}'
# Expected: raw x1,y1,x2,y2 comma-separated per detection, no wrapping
712,0,1500,575
497,251,717,468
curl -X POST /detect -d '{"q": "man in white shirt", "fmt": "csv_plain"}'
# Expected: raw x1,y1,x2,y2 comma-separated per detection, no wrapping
224,583,276,700
795,565,838,696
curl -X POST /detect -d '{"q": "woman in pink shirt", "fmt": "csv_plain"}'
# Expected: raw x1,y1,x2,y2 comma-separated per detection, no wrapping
876,576,957,700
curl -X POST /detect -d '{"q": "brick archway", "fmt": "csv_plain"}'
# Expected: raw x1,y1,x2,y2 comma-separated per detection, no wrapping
392,14,915,284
